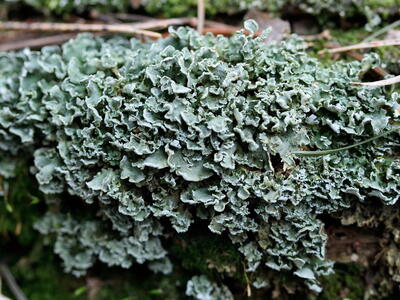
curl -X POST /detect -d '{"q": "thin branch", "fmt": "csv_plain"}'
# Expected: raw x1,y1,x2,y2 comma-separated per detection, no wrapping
0,17,248,51
0,21,161,38
300,29,332,41
201,26,242,36
319,39,400,54
292,126,400,157
0,263,28,300
197,0,205,33
351,75,400,87
130,18,195,30
0,33,80,51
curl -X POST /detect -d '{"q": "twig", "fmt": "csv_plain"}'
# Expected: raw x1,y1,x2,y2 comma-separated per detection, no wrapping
351,75,400,87
131,18,195,30
300,29,332,41
0,17,247,51
202,26,242,35
0,33,81,51
197,0,205,34
319,39,400,54
0,263,28,300
362,19,400,43
0,21,161,38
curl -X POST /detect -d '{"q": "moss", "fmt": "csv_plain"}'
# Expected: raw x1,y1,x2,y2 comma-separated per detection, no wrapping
4,241,185,300
375,46,400,75
318,263,365,300
170,231,243,280
6,251,86,300
330,28,370,46
0,161,44,246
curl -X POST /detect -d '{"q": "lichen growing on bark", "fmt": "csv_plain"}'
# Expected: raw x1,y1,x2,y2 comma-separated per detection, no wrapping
0,22,399,297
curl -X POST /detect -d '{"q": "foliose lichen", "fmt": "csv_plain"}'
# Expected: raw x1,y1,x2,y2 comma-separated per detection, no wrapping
0,20,399,295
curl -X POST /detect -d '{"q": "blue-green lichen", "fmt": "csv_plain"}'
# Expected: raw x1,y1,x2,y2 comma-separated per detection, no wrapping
0,21,399,294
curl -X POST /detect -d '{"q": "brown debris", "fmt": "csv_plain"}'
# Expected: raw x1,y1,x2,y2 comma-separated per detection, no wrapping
130,0,141,9
244,9,290,43
326,225,380,266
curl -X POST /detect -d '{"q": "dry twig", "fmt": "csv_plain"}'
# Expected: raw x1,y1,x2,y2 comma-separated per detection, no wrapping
319,38,400,54
197,0,205,33
131,18,195,30
0,21,161,38
0,33,81,51
300,29,332,41
351,75,400,87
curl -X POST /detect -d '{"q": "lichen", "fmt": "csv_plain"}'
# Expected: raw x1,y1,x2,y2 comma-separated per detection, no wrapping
0,22,399,295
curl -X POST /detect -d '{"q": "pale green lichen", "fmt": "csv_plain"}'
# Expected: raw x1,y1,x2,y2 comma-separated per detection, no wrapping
0,22,399,295
186,275,234,300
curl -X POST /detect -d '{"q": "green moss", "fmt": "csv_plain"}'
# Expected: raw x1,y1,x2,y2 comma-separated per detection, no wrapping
318,263,365,300
6,250,86,300
330,28,369,46
4,242,185,300
374,46,400,75
0,161,44,246
171,232,243,280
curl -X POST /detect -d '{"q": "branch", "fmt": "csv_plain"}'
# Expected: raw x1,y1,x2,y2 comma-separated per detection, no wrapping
0,33,81,51
319,39,400,54
351,75,400,87
197,0,205,34
0,21,161,38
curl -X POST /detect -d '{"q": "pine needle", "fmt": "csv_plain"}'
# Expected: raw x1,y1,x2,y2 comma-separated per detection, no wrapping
292,126,400,157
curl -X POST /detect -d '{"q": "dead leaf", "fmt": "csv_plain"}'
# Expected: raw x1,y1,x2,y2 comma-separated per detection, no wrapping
291,16,319,35
244,9,290,43
386,29,400,40
131,0,141,9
